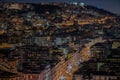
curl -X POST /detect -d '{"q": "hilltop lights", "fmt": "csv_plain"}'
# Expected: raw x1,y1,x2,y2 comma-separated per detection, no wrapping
71,2,85,7
80,2,85,7
72,2,78,5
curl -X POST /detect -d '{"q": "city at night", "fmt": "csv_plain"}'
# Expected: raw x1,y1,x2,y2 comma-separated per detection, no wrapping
0,0,120,80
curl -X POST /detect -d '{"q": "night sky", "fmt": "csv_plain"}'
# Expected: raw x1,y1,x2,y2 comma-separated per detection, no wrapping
2,0,120,14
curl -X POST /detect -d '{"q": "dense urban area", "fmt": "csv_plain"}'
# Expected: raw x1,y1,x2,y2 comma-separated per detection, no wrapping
0,2,120,80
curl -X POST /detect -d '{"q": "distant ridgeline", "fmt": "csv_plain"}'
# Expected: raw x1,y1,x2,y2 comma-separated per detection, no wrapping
86,5,115,16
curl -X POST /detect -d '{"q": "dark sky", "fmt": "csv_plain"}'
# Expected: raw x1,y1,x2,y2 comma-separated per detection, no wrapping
2,0,120,14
